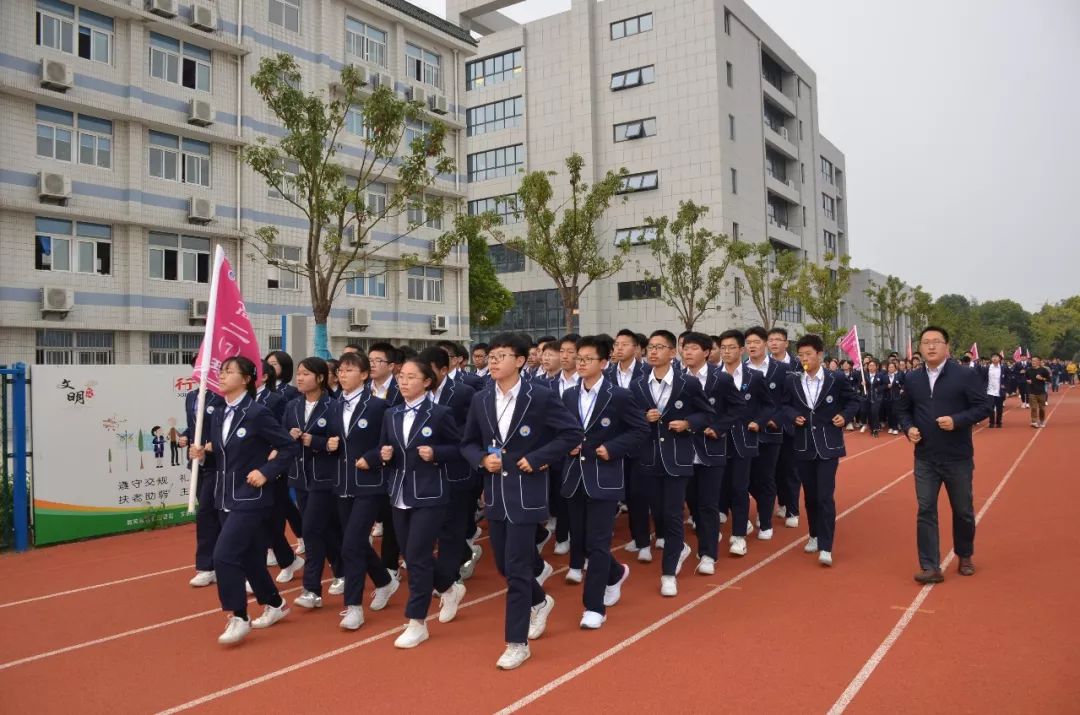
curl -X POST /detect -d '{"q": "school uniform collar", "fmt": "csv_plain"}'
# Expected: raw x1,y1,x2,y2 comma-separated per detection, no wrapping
432,378,449,403
559,371,580,391
374,376,394,394
495,377,522,401
650,367,675,387
746,356,770,373
341,387,365,404
401,394,427,411
580,374,604,396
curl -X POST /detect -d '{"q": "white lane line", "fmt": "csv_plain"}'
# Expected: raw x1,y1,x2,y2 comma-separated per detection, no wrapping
825,398,1064,714
0,565,196,610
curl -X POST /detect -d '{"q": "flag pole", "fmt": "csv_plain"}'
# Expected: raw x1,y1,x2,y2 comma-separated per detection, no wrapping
187,246,226,515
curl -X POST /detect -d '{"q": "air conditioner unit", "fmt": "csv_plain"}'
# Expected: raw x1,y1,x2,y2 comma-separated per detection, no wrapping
189,3,216,31
38,171,71,201
190,298,209,320
344,228,368,248
147,0,177,18
430,314,449,334
188,98,213,126
779,126,789,140
40,59,73,92
188,197,214,224
411,86,426,104
42,286,74,313
349,308,370,330
428,94,448,115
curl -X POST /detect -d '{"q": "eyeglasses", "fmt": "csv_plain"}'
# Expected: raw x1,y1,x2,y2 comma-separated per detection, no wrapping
920,340,946,347
336,367,361,374
486,352,518,364
646,344,672,352
369,358,390,365
575,356,601,364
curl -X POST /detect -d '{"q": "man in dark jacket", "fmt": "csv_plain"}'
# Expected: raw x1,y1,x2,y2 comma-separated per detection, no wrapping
897,326,992,584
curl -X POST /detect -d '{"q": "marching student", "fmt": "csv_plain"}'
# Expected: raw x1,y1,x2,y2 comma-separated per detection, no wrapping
367,342,403,573
187,356,300,645
326,359,342,399
460,333,582,670
541,334,581,557
538,341,561,382
256,360,304,577
984,353,1007,428
781,334,860,567
768,328,802,528
328,352,399,631
606,329,647,388
716,329,768,556
181,356,224,588
379,358,462,648
883,361,905,434
680,332,743,575
561,335,648,628
471,342,490,377
743,326,788,540
267,350,299,403
285,358,344,610
863,358,886,437
629,330,714,596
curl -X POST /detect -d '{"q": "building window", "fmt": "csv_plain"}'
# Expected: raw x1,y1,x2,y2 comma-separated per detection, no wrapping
466,96,523,137
730,168,738,194
149,333,201,365
488,243,525,273
267,335,283,351
149,33,211,92
466,48,523,90
801,162,806,183
35,105,112,169
148,232,211,283
345,105,376,141
148,131,210,186
406,43,441,88
728,114,736,140
407,266,443,302
619,170,659,194
473,288,574,345
365,182,387,213
732,222,740,242
467,144,525,182
799,120,804,141
614,226,658,246
803,206,807,226
734,277,743,306
822,194,836,220
761,53,784,91
267,159,300,200
34,217,111,275
345,263,387,298
35,0,112,64
344,17,387,67
405,117,432,146
777,301,802,323
618,280,661,301
823,230,837,252
267,245,302,290
469,195,521,225
36,329,114,365
613,117,656,142
724,9,732,34
821,156,835,184
610,12,653,40
726,62,734,88
407,195,442,230
269,0,300,32
768,200,788,229
610,65,655,91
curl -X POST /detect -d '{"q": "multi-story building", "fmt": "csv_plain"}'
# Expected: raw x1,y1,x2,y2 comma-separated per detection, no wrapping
0,0,476,365
842,268,914,358
449,0,855,341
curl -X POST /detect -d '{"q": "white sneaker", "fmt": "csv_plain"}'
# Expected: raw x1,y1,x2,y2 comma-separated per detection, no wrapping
785,515,800,528
637,546,653,563
603,564,630,607
251,602,289,629
757,528,774,541
294,590,323,609
1039,421,1046,428
460,545,483,581
467,526,482,546
536,528,553,554
266,549,278,567
328,577,345,596
189,570,216,587
546,516,557,530
370,576,400,611
394,619,429,649
696,555,715,575
536,561,554,586
660,575,677,597
846,423,855,431
438,582,466,623
776,505,787,518
295,538,305,555
675,543,692,575
624,540,641,553
860,425,867,433
565,568,583,584
805,537,819,553
553,540,570,556
819,550,833,567
275,555,305,584
655,538,666,550
580,610,606,629
245,580,253,594
718,512,728,525
729,536,748,557
746,520,755,536
496,643,531,670
371,522,384,538
528,595,555,640
339,605,364,630
217,616,251,645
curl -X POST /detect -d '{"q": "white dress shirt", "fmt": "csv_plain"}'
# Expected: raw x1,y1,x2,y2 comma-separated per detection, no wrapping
558,371,580,397
649,368,674,412
616,361,637,389
372,376,393,400
432,378,448,404
394,395,427,509
578,376,603,425
341,387,363,432
222,394,245,444
746,357,769,375
724,363,744,389
691,363,710,390
987,364,1002,396
494,378,522,444
802,369,823,406
303,399,317,424
926,362,944,394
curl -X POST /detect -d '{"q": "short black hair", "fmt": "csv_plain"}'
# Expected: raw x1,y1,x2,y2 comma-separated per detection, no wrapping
344,343,364,352
744,326,768,342
418,346,450,370
594,333,615,356
866,358,880,368
960,355,971,364
681,331,713,351
919,325,950,345
648,329,677,348
767,327,789,339
537,335,557,346
576,335,612,361
559,335,579,349
472,343,489,353
338,351,370,373
796,334,825,353
261,360,278,392
635,333,648,350
435,340,458,355
397,345,418,361
298,356,330,393
678,330,692,340
541,341,559,353
718,329,745,347
489,332,530,359
368,342,400,364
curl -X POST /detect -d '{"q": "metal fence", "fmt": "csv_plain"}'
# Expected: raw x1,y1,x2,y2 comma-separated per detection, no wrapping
1,364,30,552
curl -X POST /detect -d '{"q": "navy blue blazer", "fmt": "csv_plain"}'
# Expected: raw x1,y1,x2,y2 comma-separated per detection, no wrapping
981,363,1009,398
205,395,298,512
368,376,402,407
750,358,792,442
328,390,388,498
276,383,300,403
282,394,337,492
603,359,646,388
433,379,478,489
863,371,887,403
184,389,223,469
686,366,744,465
254,387,286,422
884,371,905,401
896,360,992,462
381,399,461,509
560,379,649,501
460,379,583,524
723,364,770,459
455,370,485,392
782,369,860,461
630,369,715,477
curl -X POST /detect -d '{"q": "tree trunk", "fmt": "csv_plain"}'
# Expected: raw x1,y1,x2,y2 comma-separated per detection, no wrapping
560,285,578,335
312,303,332,359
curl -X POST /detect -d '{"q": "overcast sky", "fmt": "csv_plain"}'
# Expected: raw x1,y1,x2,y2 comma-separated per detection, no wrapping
413,0,1080,311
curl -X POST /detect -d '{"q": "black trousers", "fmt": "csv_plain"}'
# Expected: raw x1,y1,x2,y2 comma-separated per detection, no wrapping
798,458,839,552
489,520,547,644
549,459,570,544
377,496,402,571
643,471,689,575
283,489,303,539
775,434,800,517
567,489,624,615
627,463,662,548
914,458,975,570
336,496,391,607
194,472,220,571
301,490,343,596
749,443,781,532
266,478,298,569
884,400,901,431
989,395,1004,425
865,398,882,432
214,509,279,613
392,505,447,620
434,488,473,594
688,464,722,560
720,455,752,537
170,441,181,466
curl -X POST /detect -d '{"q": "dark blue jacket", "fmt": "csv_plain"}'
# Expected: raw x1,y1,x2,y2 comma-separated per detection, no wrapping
381,399,461,508
896,361,992,462
254,387,286,422
560,379,649,500
276,383,300,403
884,370,905,401
724,364,770,459
454,370,485,392
603,359,646,389
630,369,715,477
184,389,223,469
750,358,792,441
433,378,478,490
328,389,388,498
782,369,860,461
460,379,583,524
283,394,337,492
686,365,744,465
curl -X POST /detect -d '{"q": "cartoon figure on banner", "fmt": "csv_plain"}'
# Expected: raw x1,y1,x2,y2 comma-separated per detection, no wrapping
151,426,166,469
166,417,181,466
